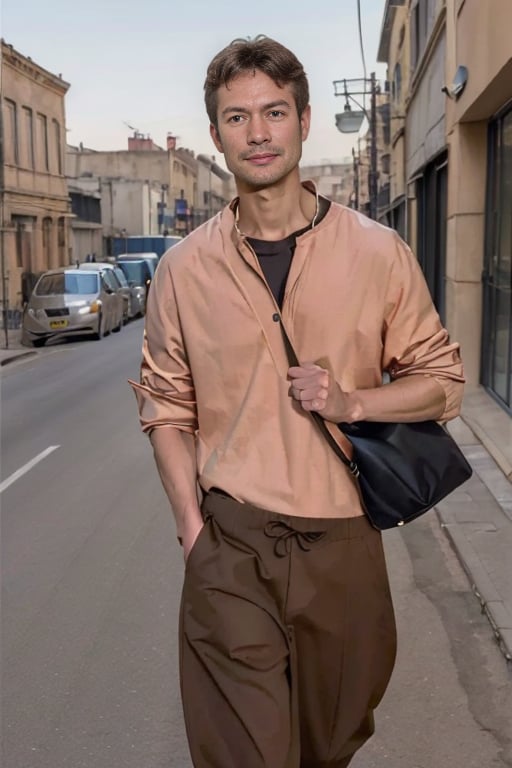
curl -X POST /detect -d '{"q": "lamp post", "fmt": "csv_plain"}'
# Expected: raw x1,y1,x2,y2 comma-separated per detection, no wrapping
351,147,359,211
333,73,378,220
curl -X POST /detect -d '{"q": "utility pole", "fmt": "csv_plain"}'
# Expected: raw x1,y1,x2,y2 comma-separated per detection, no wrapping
369,72,378,221
334,73,379,220
351,147,359,211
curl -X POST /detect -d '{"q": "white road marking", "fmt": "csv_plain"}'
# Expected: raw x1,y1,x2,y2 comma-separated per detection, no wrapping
0,446,60,494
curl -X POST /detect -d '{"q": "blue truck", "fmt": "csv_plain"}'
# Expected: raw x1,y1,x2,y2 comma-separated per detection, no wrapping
110,235,183,260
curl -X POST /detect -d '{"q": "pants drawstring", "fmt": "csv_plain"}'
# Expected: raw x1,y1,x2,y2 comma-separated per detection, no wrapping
264,520,326,557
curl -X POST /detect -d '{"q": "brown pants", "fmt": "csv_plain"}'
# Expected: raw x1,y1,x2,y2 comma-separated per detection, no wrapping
179,491,397,768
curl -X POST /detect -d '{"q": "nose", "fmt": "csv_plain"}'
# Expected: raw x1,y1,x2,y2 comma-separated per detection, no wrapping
247,115,271,145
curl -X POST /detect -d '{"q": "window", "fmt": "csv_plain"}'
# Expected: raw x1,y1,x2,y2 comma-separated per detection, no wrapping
52,119,62,174
116,260,151,286
415,152,448,321
22,107,34,168
36,113,49,171
102,270,118,292
393,64,402,104
3,99,18,165
36,272,99,296
380,102,391,146
70,192,101,223
411,0,429,71
13,215,35,272
58,217,66,265
398,24,405,49
15,219,24,268
42,217,52,267
411,3,419,68
482,106,512,411
114,267,129,288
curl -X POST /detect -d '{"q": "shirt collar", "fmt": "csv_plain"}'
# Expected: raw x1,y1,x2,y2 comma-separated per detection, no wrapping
228,180,321,240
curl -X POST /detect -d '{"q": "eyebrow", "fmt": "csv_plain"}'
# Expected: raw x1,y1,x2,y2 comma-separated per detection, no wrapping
220,99,292,117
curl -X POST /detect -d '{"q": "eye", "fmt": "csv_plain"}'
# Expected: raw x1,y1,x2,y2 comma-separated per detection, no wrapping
268,110,285,119
228,114,245,124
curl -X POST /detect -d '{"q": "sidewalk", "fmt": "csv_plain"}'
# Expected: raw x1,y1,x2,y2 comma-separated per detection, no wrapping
2,328,512,660
0,327,37,366
441,415,512,662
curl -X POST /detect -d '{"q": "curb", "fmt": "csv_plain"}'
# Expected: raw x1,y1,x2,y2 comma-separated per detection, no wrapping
0,350,37,367
436,508,512,662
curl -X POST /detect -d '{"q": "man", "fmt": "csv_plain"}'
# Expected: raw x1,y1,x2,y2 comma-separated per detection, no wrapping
131,36,465,768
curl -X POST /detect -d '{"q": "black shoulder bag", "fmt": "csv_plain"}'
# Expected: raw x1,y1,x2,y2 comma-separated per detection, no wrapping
281,324,472,531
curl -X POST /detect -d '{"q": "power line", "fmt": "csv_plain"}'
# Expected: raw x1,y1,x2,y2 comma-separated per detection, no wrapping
356,0,368,110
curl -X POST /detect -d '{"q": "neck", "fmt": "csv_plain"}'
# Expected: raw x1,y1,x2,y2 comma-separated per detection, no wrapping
236,175,317,240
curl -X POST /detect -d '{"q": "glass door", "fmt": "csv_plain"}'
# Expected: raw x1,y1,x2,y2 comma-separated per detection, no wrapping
482,106,512,412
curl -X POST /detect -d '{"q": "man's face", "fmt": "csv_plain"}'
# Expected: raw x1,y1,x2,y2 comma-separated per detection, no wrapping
210,70,310,191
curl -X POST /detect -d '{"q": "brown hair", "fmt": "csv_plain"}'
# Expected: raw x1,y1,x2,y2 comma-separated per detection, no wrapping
204,36,309,128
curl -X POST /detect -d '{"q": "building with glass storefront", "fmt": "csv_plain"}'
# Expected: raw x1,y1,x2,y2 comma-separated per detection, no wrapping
378,0,511,478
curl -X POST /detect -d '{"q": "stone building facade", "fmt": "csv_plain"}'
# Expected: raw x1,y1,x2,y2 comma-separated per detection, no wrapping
1,41,71,310
66,135,233,240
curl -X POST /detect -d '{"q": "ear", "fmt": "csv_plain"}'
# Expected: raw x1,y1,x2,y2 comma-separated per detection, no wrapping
300,104,311,141
210,124,224,154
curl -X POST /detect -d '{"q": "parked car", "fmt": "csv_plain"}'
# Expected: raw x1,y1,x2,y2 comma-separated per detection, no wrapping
78,261,139,321
116,252,159,276
111,264,145,318
22,267,124,347
115,258,153,309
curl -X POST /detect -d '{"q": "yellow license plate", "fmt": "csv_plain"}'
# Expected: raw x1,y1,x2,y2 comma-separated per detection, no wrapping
49,319,68,329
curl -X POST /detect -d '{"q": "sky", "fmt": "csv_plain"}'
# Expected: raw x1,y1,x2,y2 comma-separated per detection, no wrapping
2,0,388,169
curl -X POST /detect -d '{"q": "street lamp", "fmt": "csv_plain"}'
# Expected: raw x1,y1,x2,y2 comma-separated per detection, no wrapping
335,104,366,134
333,74,378,220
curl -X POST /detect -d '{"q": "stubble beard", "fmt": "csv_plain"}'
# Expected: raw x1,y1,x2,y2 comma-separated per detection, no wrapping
231,145,302,191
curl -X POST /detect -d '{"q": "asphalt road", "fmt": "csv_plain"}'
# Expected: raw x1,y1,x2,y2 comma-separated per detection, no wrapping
1,321,511,768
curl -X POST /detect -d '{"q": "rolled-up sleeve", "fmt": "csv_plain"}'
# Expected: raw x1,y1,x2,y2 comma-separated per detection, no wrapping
382,234,465,421
129,258,198,435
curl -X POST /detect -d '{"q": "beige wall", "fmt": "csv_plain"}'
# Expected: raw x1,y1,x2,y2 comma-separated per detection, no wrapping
444,0,512,390
66,145,176,236
66,147,169,186
169,148,197,209
1,42,70,308
70,224,103,264
445,121,487,387
300,162,353,205
449,0,512,123
406,30,446,176
67,178,103,262
387,5,409,205
196,155,233,222
100,179,161,237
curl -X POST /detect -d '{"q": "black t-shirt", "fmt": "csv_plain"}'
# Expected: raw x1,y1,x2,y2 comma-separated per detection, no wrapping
247,197,331,308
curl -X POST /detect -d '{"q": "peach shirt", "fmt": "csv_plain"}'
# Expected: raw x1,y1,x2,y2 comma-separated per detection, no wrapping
131,185,465,519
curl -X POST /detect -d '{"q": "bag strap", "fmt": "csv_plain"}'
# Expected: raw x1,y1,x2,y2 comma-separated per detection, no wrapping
279,318,360,477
